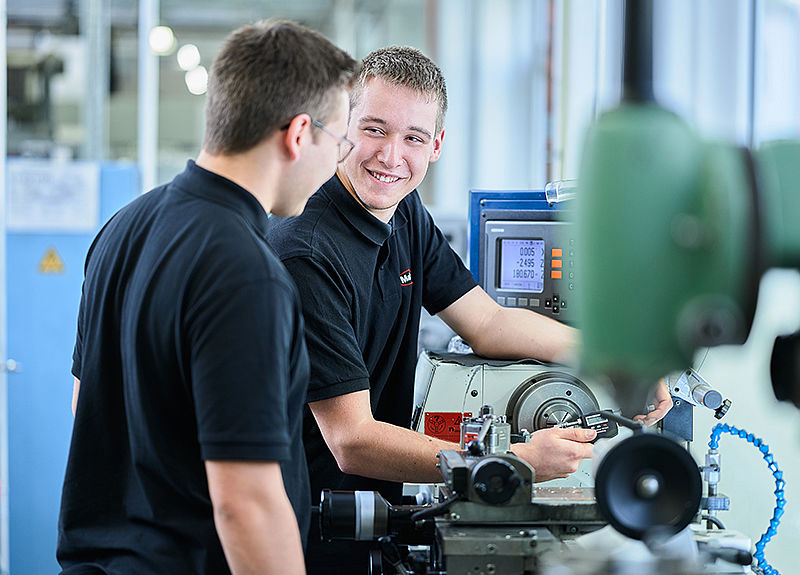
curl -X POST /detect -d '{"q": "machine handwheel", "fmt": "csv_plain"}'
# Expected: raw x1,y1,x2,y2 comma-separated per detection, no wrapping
594,433,702,540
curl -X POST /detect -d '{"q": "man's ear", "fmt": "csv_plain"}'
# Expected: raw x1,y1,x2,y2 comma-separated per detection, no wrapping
429,127,445,163
282,114,312,161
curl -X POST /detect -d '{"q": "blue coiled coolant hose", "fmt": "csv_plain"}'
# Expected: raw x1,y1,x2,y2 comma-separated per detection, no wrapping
708,424,786,575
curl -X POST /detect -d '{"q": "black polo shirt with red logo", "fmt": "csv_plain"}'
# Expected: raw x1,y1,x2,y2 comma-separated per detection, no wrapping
268,174,476,506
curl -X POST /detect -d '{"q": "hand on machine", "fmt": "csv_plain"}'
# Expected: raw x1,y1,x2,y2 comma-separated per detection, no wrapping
413,352,678,485
316,400,767,574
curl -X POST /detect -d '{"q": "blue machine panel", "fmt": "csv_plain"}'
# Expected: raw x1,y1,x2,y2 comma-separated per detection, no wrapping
468,190,576,325
7,162,138,574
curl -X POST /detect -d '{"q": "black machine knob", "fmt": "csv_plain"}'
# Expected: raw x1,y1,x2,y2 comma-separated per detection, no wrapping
770,331,800,409
471,458,522,505
467,439,484,456
594,433,702,540
714,398,732,419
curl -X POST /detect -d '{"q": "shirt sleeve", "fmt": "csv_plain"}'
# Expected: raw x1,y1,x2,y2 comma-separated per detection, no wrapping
72,287,85,380
187,275,299,462
72,222,109,381
418,204,478,315
281,255,371,403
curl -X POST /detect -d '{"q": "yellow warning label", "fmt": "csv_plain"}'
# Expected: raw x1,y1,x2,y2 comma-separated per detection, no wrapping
38,246,65,274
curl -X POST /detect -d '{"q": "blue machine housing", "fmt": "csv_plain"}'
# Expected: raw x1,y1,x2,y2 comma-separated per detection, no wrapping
468,190,576,325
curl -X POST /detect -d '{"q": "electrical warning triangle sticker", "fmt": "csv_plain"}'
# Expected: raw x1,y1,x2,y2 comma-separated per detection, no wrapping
38,247,65,274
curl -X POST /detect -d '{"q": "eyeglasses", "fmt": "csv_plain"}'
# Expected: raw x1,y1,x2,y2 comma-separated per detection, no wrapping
280,116,354,163
311,119,355,163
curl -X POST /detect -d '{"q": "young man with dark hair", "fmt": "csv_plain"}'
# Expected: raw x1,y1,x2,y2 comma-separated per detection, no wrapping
57,19,358,575
268,45,672,573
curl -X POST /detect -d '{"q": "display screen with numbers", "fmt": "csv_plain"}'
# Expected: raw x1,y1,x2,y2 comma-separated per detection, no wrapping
498,238,545,292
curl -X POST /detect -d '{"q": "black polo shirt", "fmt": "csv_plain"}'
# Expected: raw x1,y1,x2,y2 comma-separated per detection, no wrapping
58,161,310,574
268,174,476,505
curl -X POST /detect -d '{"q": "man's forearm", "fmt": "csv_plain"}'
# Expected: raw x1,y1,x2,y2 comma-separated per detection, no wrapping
324,418,458,483
214,493,305,575
438,286,578,364
206,461,305,575
470,305,578,363
72,376,80,416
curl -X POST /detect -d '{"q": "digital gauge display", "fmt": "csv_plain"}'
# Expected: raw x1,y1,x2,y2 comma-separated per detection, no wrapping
499,238,545,293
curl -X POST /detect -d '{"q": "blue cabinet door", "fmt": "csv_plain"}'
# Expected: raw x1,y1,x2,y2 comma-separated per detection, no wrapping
7,163,137,574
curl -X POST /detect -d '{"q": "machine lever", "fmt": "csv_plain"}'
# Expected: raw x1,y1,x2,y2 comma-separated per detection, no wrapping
466,414,493,455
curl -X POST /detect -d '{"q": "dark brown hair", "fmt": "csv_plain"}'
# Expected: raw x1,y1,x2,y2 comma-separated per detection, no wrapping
203,19,359,155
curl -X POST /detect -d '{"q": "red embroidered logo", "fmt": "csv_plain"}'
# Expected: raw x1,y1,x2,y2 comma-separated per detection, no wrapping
400,268,413,286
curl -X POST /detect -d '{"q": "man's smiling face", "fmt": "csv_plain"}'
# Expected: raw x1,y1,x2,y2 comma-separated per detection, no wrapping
338,77,444,222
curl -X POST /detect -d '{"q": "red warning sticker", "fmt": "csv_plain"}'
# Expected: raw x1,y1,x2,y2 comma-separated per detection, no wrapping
424,412,472,443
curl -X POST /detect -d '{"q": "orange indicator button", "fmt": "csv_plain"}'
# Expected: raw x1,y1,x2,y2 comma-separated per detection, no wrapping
551,270,562,279
552,249,563,257
552,260,562,268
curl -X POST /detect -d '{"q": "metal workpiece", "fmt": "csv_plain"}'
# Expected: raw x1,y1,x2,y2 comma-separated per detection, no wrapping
436,524,558,575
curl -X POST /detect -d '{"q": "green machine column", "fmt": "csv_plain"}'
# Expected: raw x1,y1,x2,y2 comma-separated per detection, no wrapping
577,103,758,411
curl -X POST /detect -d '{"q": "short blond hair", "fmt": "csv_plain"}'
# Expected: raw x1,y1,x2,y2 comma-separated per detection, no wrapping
351,46,447,134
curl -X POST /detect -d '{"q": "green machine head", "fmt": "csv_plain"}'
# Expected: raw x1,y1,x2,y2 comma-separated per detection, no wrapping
576,2,800,413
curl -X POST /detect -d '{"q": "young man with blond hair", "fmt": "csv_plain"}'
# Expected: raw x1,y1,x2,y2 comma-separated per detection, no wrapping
269,45,671,573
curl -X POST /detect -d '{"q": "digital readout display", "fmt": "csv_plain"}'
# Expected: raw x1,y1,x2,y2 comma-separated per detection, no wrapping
499,238,545,292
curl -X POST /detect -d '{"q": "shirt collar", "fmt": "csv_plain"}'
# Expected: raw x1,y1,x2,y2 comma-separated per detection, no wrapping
172,160,270,237
322,174,409,246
